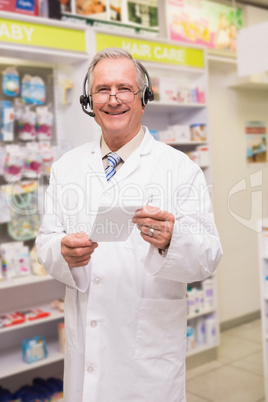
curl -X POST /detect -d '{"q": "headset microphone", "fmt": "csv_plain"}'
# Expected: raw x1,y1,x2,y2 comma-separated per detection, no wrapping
79,74,95,117
79,96,95,117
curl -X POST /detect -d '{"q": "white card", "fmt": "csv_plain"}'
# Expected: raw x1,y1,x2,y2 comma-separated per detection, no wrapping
90,205,140,242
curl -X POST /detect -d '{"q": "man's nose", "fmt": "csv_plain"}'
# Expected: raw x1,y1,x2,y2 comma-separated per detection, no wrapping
108,94,119,105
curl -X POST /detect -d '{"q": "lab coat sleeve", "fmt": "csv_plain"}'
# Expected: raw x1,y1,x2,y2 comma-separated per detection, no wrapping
144,163,222,283
35,165,90,292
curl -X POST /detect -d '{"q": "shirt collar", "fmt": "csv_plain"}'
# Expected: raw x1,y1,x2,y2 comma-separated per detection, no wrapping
101,126,145,162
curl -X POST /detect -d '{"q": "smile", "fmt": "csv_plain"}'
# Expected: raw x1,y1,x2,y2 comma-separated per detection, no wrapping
104,110,127,115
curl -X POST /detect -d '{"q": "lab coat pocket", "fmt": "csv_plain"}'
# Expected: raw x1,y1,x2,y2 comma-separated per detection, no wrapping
134,298,187,359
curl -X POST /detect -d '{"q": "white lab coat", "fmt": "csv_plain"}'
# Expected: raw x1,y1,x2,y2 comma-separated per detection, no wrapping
36,127,222,402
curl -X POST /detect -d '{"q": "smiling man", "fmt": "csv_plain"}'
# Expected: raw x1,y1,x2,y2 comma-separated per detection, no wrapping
36,48,222,402
91,56,144,150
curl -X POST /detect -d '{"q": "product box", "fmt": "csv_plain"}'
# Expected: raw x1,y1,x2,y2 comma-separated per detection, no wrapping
186,326,195,351
159,77,178,103
205,316,217,345
171,125,191,142
0,0,39,15
151,77,160,102
58,322,65,354
1,242,31,279
202,278,214,310
190,124,207,142
1,101,14,142
185,151,199,165
158,129,176,143
196,145,210,167
195,317,206,344
263,229,268,257
196,87,206,104
177,87,191,104
1,312,25,327
22,335,48,364
190,87,198,104
149,130,159,140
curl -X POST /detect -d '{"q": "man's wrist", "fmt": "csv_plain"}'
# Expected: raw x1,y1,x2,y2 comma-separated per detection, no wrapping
158,247,169,257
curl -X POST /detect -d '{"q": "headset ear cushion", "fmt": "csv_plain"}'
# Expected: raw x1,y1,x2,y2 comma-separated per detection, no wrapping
142,86,149,106
147,89,154,102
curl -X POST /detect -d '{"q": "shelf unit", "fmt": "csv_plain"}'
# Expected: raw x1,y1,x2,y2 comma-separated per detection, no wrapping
0,274,65,391
0,339,63,379
146,101,207,113
0,301,64,334
227,72,268,90
185,271,219,358
140,57,211,183
0,11,91,393
0,273,53,289
0,11,90,65
259,219,268,401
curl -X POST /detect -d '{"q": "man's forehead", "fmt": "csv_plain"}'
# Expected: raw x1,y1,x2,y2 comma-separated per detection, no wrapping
92,58,136,82
95,57,133,68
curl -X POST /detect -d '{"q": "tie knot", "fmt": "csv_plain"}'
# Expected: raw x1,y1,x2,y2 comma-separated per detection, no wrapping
105,152,122,182
107,152,122,168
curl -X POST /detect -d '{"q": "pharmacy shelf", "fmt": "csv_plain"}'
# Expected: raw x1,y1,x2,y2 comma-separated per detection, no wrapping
0,11,89,65
0,11,80,389
0,303,64,334
165,141,208,146
187,307,216,321
0,338,63,379
227,75,268,90
146,102,206,114
186,340,219,357
0,274,53,290
0,10,85,29
0,42,89,65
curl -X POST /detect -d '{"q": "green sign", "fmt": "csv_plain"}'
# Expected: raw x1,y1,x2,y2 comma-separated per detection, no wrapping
96,33,204,68
0,18,87,52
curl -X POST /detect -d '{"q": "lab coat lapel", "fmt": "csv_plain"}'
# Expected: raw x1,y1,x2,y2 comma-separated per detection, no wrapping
85,129,154,188
86,141,106,187
111,129,154,184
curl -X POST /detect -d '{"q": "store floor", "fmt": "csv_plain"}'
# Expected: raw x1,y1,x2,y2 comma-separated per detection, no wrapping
186,319,265,402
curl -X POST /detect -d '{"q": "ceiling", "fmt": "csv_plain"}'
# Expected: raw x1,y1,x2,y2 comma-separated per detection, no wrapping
214,0,268,9
237,0,268,8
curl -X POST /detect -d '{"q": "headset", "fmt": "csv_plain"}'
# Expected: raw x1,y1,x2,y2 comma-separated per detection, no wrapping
79,63,154,118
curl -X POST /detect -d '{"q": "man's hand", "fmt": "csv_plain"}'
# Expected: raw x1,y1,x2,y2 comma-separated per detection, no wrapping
132,206,175,250
61,232,98,269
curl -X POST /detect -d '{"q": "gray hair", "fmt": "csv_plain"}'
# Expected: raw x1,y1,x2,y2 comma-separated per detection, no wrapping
87,48,147,98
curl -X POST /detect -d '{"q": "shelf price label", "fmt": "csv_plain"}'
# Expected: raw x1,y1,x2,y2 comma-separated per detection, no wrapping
0,18,87,52
96,33,204,69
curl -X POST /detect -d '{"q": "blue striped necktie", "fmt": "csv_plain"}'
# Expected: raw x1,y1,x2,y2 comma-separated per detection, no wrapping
105,152,122,182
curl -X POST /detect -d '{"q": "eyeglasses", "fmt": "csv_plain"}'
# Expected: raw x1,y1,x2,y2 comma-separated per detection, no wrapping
91,90,140,104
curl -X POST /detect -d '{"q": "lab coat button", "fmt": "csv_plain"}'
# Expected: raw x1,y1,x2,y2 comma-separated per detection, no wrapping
90,320,97,328
87,366,94,373
93,277,101,285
